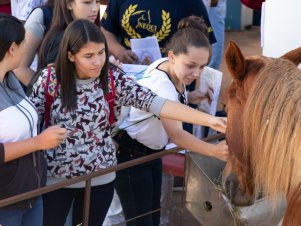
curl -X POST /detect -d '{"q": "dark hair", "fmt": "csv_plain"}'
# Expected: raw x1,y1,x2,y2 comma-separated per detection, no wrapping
51,0,100,30
165,15,210,55
56,19,109,111
0,13,25,62
38,0,100,70
0,14,25,87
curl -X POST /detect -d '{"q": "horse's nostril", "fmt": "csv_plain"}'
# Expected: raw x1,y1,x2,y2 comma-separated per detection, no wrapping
204,201,213,211
224,173,239,202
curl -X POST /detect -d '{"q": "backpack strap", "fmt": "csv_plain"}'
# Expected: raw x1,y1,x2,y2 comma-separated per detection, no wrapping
105,68,116,125
109,68,116,97
44,67,114,127
44,66,58,128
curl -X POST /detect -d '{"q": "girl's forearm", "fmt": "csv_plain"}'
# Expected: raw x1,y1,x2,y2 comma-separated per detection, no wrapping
101,26,126,58
160,100,212,127
2,137,40,163
169,129,216,157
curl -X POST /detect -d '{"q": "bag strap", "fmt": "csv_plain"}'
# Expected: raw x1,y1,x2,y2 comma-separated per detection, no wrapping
44,66,58,128
105,68,116,125
108,68,116,96
44,67,114,127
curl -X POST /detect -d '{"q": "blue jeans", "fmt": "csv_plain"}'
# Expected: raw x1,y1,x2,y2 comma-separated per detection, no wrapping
208,0,227,69
115,158,162,226
0,196,43,226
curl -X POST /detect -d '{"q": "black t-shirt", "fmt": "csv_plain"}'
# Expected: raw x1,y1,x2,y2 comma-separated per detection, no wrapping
101,0,216,54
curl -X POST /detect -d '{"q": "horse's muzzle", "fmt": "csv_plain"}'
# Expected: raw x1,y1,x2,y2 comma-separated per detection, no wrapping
224,172,255,206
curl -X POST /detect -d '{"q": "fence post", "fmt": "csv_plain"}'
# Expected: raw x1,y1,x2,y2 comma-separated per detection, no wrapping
83,179,92,226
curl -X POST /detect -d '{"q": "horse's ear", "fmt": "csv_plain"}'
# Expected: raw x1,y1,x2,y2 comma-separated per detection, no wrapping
225,40,247,80
280,46,301,66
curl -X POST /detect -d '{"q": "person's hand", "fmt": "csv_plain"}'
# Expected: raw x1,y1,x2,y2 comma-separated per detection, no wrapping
208,116,227,133
213,140,229,161
188,85,214,105
116,49,139,64
35,125,67,149
187,90,211,105
109,55,122,67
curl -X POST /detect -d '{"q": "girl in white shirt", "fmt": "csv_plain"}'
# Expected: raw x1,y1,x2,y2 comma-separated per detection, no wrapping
115,16,229,226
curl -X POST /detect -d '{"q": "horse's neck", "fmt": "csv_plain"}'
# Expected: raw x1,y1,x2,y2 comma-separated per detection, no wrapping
283,188,301,225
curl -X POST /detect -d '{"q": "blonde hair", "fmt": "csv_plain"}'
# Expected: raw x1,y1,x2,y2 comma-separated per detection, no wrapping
243,58,301,198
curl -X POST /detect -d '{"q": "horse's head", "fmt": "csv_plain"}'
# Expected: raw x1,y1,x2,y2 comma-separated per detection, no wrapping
223,41,301,206
223,41,267,206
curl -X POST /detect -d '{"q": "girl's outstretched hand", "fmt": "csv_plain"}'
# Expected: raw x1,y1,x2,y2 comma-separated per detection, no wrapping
209,116,227,133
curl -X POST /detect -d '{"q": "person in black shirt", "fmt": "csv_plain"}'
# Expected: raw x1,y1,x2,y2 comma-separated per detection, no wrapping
101,0,216,64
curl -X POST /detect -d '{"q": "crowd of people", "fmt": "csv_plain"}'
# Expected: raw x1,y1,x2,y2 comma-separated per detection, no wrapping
0,1,229,226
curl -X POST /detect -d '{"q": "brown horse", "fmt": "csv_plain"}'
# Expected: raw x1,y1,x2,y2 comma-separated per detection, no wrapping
223,40,301,225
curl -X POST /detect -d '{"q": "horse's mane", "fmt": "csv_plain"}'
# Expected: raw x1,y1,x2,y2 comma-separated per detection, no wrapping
242,58,301,198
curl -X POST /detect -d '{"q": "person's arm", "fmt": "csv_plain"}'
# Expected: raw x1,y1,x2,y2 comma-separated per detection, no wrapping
14,8,45,85
101,26,138,64
14,32,42,85
0,126,67,164
159,100,227,133
113,67,226,132
100,0,139,63
161,117,229,161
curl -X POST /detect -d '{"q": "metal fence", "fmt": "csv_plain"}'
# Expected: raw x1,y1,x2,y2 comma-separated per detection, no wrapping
0,133,224,226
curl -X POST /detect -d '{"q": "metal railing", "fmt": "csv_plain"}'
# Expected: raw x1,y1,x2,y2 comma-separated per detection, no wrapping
0,133,224,226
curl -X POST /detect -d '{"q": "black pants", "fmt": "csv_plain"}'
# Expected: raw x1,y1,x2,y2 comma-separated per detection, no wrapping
116,157,162,226
43,181,114,226
114,131,163,226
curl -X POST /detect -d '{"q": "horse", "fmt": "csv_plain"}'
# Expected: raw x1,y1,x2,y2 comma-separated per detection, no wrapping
223,40,301,225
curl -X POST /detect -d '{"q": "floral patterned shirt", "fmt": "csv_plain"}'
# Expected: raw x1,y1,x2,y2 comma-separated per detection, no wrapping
29,66,159,179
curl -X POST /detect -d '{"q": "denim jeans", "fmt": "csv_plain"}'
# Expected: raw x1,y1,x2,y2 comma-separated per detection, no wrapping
0,196,43,226
208,0,227,70
115,156,162,226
